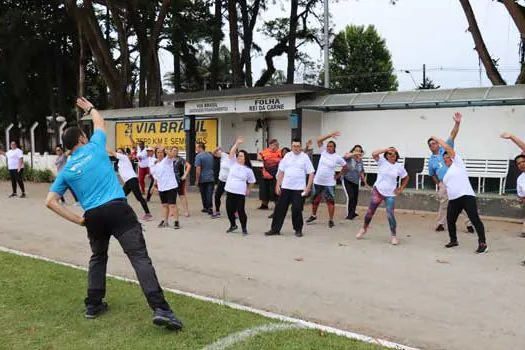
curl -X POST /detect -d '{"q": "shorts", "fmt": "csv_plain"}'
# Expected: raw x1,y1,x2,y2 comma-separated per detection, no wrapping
177,180,187,196
159,188,178,205
259,178,277,202
311,184,336,202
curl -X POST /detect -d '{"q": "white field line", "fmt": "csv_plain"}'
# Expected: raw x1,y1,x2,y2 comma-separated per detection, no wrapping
202,323,301,350
0,246,420,350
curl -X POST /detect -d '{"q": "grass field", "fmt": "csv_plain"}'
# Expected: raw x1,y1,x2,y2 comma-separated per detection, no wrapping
0,251,388,350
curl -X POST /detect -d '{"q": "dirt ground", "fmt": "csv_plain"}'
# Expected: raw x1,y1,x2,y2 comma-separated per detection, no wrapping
1,182,525,350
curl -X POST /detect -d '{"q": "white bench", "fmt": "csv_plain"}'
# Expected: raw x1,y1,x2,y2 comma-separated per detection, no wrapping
464,159,509,195
415,157,438,191
362,156,406,186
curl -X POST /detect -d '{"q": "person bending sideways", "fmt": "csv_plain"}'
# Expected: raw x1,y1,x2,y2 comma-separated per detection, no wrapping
45,97,182,330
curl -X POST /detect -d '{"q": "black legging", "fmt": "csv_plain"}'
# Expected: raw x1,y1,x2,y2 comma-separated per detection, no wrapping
146,175,155,202
226,192,247,230
215,181,226,212
123,178,151,215
447,195,486,244
343,179,359,218
9,169,25,194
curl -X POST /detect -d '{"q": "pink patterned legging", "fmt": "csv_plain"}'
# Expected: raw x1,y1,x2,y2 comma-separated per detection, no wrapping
363,187,397,235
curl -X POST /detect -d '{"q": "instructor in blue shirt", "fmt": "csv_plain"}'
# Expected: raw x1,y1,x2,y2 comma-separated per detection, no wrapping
427,112,473,233
45,97,182,331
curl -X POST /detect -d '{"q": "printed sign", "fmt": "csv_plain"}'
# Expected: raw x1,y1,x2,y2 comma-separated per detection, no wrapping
185,100,235,115
115,119,218,151
236,95,296,113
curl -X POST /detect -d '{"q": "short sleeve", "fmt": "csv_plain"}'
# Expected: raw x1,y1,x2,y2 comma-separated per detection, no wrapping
49,172,68,196
452,154,464,167
319,146,327,154
90,129,106,149
446,138,455,149
336,155,346,167
357,161,364,173
247,168,256,184
397,165,408,178
376,157,387,166
17,149,23,159
428,159,436,177
195,154,202,167
304,155,315,174
115,153,127,161
278,155,288,172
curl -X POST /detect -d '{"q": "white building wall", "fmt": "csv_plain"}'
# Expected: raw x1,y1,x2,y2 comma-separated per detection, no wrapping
321,105,525,159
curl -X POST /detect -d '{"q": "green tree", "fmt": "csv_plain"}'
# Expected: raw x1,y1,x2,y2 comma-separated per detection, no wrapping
325,24,397,92
418,77,440,90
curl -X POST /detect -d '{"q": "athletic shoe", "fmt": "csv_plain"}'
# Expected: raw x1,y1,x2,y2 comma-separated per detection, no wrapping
258,204,269,210
306,215,317,224
152,308,183,331
174,221,180,230
226,226,238,233
467,226,475,233
345,214,358,220
356,227,367,239
208,209,213,215
328,220,335,228
20,193,26,198
8,193,16,198
211,212,221,219
85,302,108,319
268,213,274,219
142,214,153,221
475,243,488,254
435,224,445,232
295,231,303,237
201,209,208,213
157,220,168,228
445,241,459,248
264,230,280,236
391,236,399,245
242,229,248,235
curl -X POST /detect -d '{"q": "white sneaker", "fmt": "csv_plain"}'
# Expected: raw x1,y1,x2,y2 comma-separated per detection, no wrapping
391,236,399,245
356,227,367,239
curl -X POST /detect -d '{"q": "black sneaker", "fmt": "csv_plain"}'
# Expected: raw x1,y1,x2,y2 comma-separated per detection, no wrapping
445,241,459,248
268,213,274,219
8,193,16,198
174,221,180,229
328,220,335,228
258,204,269,210
295,231,303,237
157,220,168,228
467,226,475,233
152,308,183,331
226,226,238,233
85,302,108,319
306,216,317,224
435,224,445,232
242,229,248,235
208,209,213,215
20,193,26,198
475,243,488,254
201,209,208,213
264,230,280,236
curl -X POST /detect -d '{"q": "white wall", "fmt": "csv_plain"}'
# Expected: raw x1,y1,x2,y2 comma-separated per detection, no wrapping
321,105,525,159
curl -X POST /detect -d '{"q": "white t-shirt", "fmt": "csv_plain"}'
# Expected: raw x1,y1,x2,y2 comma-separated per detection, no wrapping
278,152,315,190
374,157,408,197
225,158,256,195
313,146,346,186
136,146,149,168
151,157,178,192
442,155,476,200
518,173,525,198
148,156,157,169
218,152,231,182
115,153,137,183
6,148,23,170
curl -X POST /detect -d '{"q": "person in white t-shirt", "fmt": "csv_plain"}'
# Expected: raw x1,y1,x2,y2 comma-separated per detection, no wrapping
212,145,233,218
150,147,180,229
433,138,488,254
145,147,157,201
224,137,256,235
265,138,315,237
0,141,26,198
129,134,150,194
107,148,153,221
500,132,525,240
306,131,347,228
356,147,409,245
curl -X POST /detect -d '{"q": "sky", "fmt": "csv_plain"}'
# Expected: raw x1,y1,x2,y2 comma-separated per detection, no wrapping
159,0,522,91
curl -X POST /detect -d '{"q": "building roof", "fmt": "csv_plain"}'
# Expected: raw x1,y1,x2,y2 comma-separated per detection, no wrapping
164,84,327,103
298,85,525,111
82,106,184,121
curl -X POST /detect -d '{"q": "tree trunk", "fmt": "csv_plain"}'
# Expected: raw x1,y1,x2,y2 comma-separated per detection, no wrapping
498,0,525,83
173,49,182,92
76,21,84,124
256,39,289,87
459,0,506,85
210,0,222,89
287,0,299,84
228,0,243,87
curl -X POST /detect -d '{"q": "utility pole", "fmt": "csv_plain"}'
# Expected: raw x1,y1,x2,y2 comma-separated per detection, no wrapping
422,64,426,87
324,0,329,88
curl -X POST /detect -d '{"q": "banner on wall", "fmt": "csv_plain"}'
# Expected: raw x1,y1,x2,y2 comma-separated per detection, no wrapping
115,119,218,151
184,94,296,115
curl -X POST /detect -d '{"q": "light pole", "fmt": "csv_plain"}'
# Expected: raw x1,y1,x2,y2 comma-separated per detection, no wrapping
404,70,418,89
324,0,330,88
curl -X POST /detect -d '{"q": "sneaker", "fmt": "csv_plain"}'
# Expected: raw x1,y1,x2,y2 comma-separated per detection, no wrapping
242,229,248,235
211,212,221,219
295,231,303,237
157,220,168,228
226,226,238,233
435,224,445,232
152,308,183,331
328,220,335,228
142,214,153,221
445,241,459,248
174,221,180,229
345,214,358,220
85,302,108,319
391,236,399,245
467,226,475,233
258,204,269,210
356,227,367,239
20,193,26,198
306,215,317,224
208,209,213,215
268,213,274,219
264,230,280,236
201,209,208,213
475,243,488,254
8,193,16,198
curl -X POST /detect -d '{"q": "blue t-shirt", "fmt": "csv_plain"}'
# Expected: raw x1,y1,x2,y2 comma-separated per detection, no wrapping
428,138,454,182
50,130,125,211
195,151,215,183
